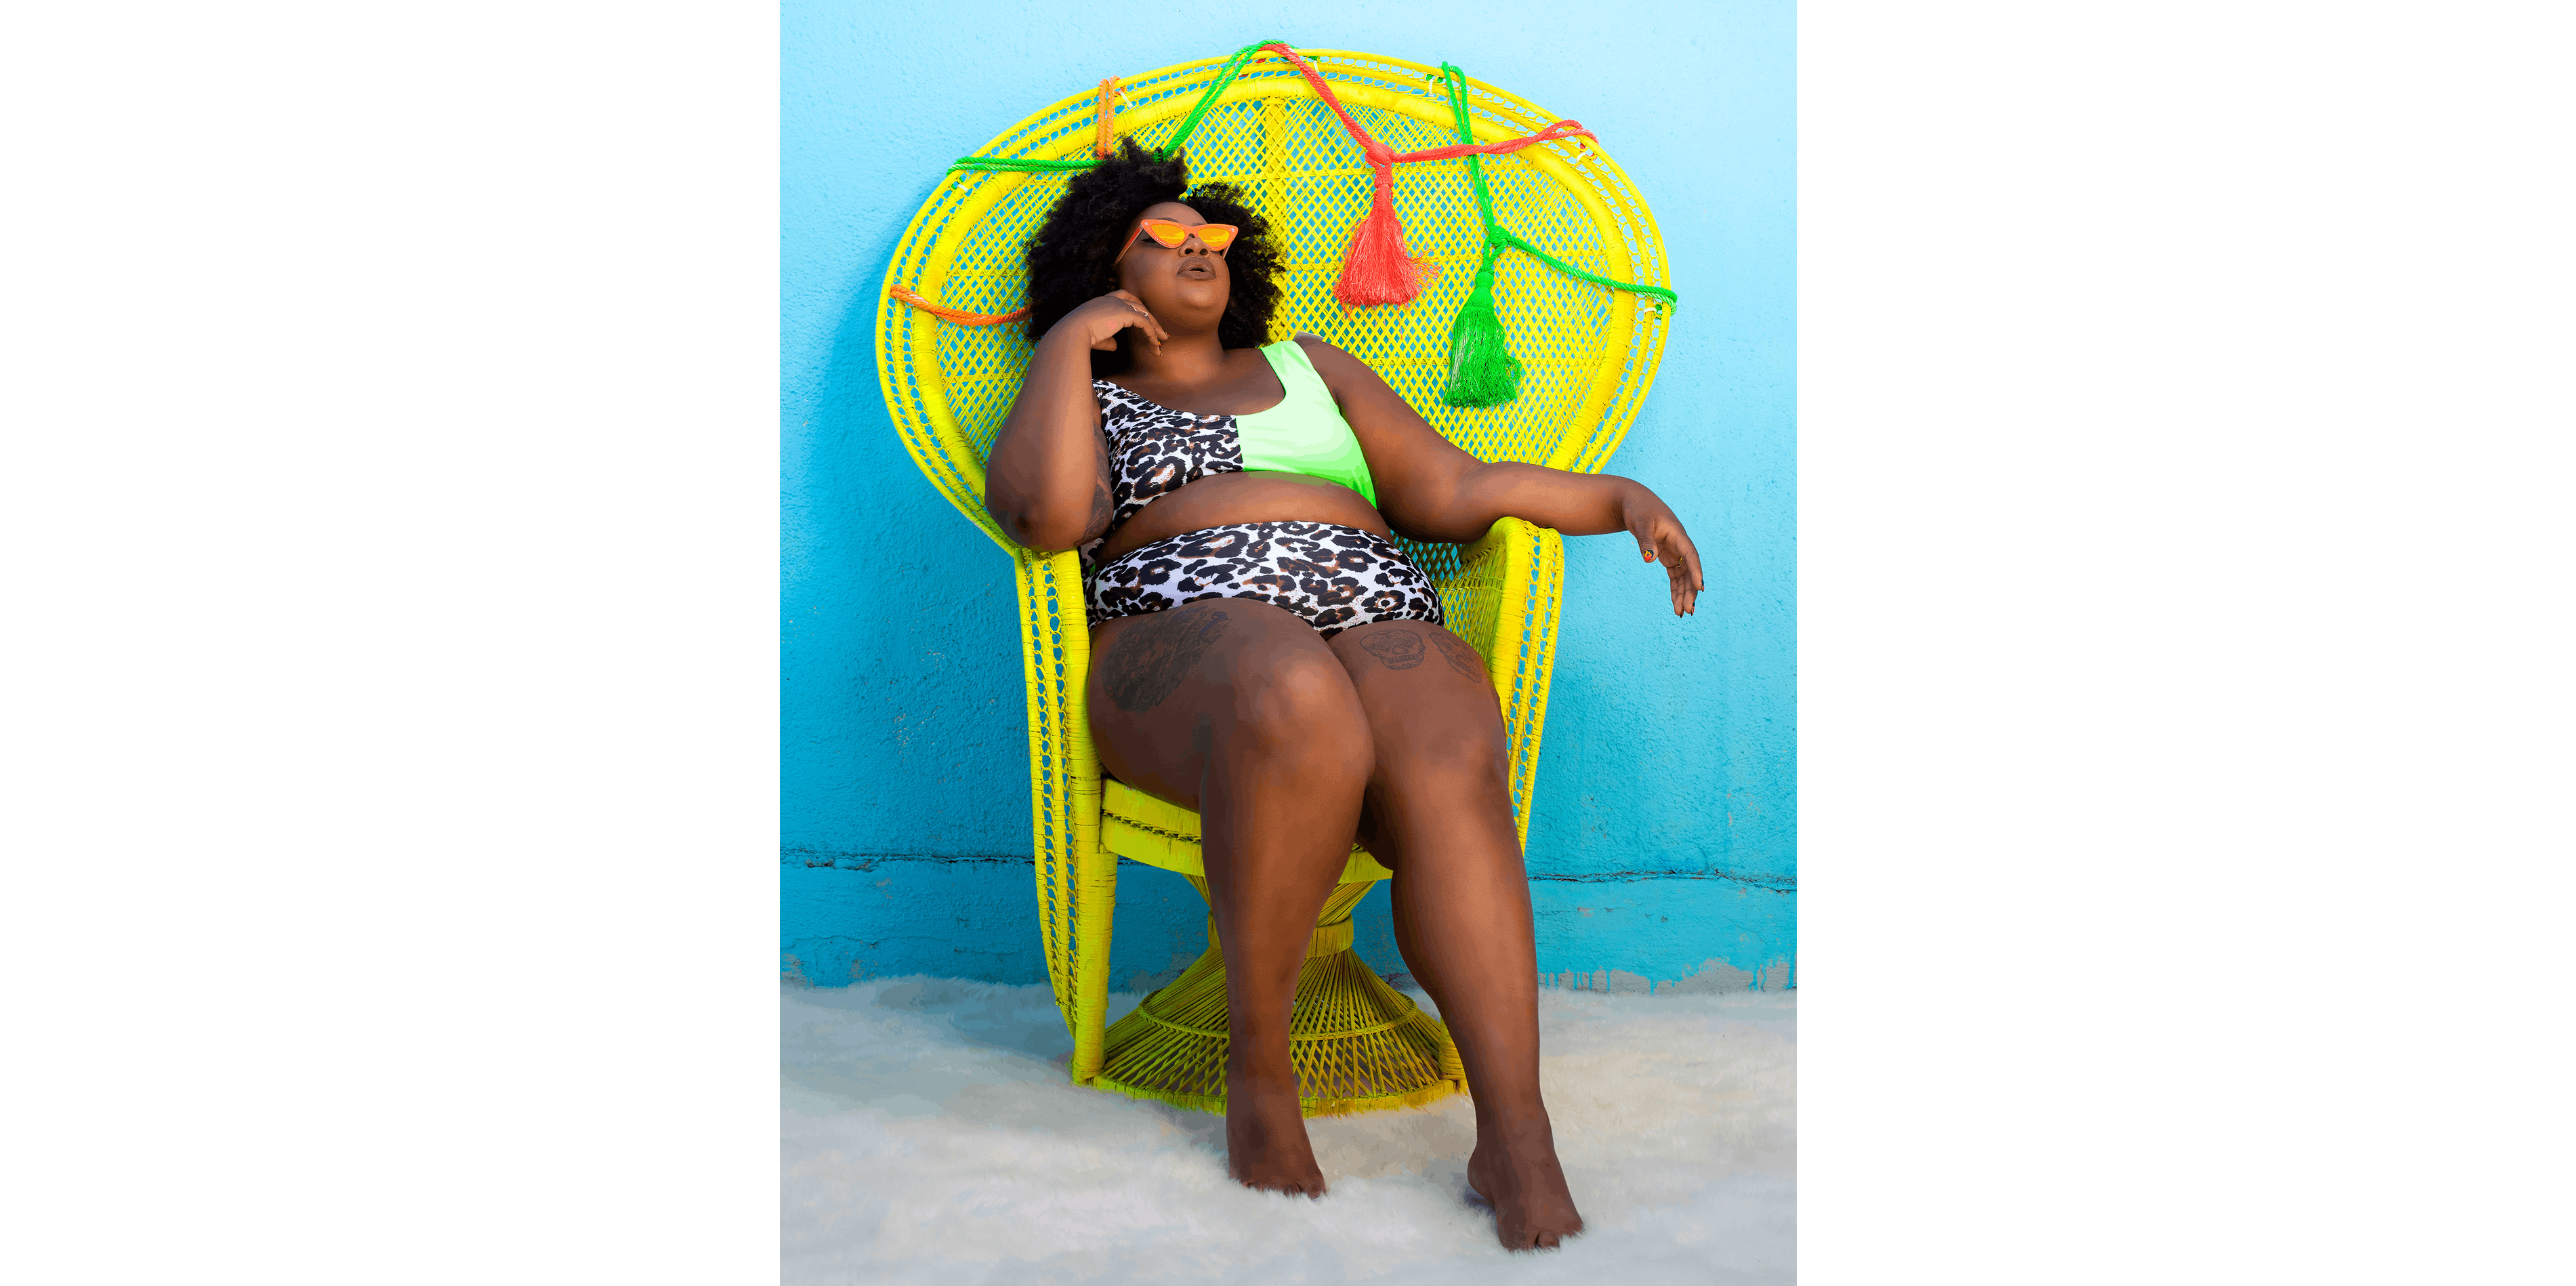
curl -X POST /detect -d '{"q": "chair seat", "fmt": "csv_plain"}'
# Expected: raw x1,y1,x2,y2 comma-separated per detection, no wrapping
1101,778,1394,884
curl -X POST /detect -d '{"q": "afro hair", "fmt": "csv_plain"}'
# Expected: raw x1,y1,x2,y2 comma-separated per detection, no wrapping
1022,138,1283,377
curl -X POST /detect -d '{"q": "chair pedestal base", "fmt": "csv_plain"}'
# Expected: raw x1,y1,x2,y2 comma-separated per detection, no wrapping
1087,879,1470,1117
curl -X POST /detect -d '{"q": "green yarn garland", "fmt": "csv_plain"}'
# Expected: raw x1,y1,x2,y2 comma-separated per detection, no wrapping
1437,64,1522,407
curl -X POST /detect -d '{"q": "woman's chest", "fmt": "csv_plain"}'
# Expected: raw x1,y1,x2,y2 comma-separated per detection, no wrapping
1105,358,1283,419
1097,384,1244,486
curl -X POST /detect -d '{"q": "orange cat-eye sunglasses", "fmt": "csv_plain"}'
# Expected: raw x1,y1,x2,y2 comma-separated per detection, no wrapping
1115,217,1239,261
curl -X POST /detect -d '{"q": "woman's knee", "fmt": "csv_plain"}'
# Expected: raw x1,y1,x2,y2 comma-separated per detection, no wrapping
1378,718,1510,796
1226,643,1373,779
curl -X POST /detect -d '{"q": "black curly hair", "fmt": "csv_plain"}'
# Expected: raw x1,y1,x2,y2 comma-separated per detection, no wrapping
1023,138,1283,377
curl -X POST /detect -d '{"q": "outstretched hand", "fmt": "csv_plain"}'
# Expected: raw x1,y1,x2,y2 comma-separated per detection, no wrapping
1621,491,1704,617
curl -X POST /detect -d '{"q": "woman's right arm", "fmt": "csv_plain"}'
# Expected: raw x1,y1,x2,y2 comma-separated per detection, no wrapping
982,291,1168,552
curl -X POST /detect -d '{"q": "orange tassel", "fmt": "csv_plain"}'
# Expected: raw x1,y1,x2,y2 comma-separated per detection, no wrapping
1335,152,1423,307
1262,44,1589,310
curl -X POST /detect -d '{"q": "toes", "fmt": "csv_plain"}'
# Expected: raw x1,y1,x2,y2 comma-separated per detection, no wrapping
1497,1222,1580,1251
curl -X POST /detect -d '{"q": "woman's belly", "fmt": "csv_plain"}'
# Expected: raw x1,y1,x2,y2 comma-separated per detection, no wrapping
1094,470,1386,563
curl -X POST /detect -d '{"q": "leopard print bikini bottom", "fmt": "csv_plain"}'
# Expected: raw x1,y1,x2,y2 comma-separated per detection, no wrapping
1085,521,1445,640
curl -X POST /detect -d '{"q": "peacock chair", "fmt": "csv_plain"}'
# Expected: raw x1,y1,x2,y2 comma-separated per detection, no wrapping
876,42,1674,1117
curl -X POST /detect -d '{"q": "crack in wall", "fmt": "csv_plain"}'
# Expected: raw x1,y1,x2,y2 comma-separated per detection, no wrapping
786,851,1794,891
1529,869,1795,891
784,850,1024,871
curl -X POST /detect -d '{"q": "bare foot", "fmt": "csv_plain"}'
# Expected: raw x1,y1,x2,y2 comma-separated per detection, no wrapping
1466,1127,1584,1250
1224,1063,1326,1197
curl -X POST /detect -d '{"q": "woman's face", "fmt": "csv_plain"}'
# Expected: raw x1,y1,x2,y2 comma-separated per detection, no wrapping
1113,201,1230,327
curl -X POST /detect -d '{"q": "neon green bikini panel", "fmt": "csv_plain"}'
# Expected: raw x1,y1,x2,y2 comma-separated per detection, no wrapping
1234,339,1379,507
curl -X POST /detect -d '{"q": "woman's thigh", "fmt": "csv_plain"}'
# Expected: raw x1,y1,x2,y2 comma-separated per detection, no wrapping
1326,621,1516,858
1087,598,1370,812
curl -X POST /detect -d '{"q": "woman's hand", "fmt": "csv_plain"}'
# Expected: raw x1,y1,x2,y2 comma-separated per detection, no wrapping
1621,487,1705,617
1054,289,1169,355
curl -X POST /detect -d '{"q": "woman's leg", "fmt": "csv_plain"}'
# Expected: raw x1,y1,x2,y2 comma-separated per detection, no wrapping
1329,619,1584,1249
1086,598,1375,1197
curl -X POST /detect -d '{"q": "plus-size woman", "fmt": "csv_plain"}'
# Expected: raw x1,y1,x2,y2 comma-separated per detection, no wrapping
982,142,1702,1251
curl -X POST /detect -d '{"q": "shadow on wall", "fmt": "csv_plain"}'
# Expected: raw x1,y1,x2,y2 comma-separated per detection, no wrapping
784,955,1793,996
780,856,1794,994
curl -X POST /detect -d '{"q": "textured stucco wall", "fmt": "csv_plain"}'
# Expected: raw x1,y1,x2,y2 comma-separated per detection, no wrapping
783,1,1793,992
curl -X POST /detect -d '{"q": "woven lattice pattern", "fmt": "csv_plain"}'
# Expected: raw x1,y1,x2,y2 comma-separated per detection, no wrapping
931,85,1638,471
1093,879,1468,1115
875,47,1661,1114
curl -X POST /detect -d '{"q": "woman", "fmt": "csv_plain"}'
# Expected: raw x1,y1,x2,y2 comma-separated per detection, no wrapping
983,142,1702,1251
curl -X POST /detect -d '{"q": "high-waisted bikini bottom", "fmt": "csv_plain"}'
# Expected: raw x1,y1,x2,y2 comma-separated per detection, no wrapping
1085,520,1445,640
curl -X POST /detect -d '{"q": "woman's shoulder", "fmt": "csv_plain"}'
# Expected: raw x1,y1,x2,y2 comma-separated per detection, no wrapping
1262,333,1351,371
1275,333,1370,392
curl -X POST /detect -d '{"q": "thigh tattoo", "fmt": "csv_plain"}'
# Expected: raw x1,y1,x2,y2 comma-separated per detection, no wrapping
1432,632,1486,681
1358,629,1426,671
1101,608,1230,713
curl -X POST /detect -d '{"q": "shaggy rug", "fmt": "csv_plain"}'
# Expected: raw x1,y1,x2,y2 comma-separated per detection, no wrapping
783,976,1793,1283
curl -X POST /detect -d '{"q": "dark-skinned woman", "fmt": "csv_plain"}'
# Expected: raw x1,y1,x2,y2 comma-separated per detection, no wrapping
982,140,1702,1252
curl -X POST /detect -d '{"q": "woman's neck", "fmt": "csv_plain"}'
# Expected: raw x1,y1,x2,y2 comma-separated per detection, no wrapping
1121,329,1229,386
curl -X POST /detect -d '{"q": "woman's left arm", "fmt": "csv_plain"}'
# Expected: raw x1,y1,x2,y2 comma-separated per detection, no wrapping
1302,337,1705,617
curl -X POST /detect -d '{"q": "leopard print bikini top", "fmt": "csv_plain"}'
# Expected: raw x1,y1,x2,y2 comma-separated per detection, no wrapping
1081,338,1379,567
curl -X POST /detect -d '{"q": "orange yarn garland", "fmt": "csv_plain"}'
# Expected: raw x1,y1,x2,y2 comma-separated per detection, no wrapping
887,283,1029,326
1092,78,1121,158
901,43,1625,325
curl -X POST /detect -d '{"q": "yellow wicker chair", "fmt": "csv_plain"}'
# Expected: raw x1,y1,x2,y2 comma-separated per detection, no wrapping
876,47,1671,1117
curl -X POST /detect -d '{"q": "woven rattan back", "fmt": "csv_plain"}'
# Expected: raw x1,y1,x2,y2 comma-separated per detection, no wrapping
879,47,1672,550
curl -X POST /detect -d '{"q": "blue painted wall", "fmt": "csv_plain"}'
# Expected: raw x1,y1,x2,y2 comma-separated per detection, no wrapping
783,1,1793,993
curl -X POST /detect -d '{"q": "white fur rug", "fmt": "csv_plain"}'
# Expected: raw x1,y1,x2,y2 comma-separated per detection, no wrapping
782,977,1795,1284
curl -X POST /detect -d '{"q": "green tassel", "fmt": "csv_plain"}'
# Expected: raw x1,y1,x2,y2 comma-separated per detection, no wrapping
1441,260,1522,407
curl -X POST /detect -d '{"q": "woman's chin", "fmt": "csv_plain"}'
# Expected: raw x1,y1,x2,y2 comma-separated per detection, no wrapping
1147,278,1229,310
1140,297,1229,329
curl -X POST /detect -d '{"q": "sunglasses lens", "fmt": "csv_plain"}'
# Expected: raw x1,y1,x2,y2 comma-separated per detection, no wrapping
1136,220,1237,252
